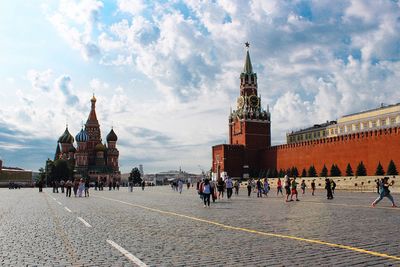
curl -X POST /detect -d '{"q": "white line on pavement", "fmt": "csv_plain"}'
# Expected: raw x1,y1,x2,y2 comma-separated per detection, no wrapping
57,201,62,205
107,239,148,267
77,217,92,228
64,207,72,213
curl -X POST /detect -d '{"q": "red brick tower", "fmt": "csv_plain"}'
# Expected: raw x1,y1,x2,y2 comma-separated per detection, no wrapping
229,44,271,149
85,95,102,165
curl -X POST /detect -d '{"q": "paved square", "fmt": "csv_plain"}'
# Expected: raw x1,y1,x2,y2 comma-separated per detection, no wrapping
0,186,399,266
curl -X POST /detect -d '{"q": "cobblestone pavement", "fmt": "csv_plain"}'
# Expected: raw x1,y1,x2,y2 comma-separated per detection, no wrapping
0,186,399,266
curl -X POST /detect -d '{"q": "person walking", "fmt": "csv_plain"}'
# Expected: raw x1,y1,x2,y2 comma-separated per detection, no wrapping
311,179,316,196
116,181,120,191
234,180,240,196
202,179,212,208
84,179,90,197
256,178,263,198
73,179,79,197
277,178,283,196
300,180,306,194
263,178,269,197
247,179,252,197
371,177,396,207
178,179,183,194
60,180,65,194
217,178,224,199
290,177,299,201
331,179,336,194
65,180,72,197
38,179,43,193
78,179,85,197
141,180,146,191
284,175,291,202
225,176,233,199
210,179,217,202
325,178,333,199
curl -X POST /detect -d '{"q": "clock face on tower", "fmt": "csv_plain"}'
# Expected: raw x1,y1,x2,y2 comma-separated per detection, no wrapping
249,95,259,108
237,96,244,109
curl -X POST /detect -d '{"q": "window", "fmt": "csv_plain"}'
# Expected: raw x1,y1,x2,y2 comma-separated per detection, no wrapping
390,117,396,125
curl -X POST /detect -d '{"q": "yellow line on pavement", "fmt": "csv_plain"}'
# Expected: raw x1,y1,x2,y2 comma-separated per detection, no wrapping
97,196,400,261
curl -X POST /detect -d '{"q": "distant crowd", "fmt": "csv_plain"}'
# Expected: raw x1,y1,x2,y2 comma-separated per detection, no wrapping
194,175,396,208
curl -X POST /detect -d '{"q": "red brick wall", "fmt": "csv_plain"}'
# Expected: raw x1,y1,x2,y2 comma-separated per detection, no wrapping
262,127,400,176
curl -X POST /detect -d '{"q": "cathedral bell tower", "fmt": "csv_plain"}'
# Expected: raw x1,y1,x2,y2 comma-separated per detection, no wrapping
85,94,101,165
229,43,271,149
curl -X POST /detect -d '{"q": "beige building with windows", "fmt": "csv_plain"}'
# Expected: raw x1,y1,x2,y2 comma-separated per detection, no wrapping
287,103,400,144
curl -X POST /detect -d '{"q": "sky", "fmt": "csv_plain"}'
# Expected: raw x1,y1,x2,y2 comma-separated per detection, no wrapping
0,0,400,174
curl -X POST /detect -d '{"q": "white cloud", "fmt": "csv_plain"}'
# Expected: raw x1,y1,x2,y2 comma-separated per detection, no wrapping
54,75,79,105
27,69,53,91
118,0,146,16
47,0,103,60
3,0,400,173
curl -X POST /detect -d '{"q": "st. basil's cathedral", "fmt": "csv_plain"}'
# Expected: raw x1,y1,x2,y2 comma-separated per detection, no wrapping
55,95,120,183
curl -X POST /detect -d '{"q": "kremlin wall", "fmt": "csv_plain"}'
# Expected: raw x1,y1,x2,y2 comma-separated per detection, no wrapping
212,47,400,181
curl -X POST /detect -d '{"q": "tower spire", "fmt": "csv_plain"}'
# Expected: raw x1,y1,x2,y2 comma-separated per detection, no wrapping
243,42,253,74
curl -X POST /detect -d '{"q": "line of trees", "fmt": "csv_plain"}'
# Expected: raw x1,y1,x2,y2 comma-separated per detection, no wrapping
263,159,398,178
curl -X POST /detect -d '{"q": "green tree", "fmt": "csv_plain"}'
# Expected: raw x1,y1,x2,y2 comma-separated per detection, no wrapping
291,166,299,177
320,164,328,177
387,160,398,175
51,159,72,182
356,161,367,176
375,162,385,175
129,167,142,185
278,169,285,177
301,168,307,177
335,164,342,177
330,164,342,177
345,163,353,176
266,169,271,178
308,165,317,177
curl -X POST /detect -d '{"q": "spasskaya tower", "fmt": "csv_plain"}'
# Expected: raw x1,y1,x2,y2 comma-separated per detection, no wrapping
212,43,271,179
229,43,271,148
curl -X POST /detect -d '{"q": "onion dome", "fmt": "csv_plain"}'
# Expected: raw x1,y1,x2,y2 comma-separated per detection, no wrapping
58,126,74,144
75,128,89,142
106,128,118,142
95,143,106,151
69,146,76,153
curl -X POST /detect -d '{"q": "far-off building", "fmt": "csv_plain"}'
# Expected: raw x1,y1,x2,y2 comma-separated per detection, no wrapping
0,159,33,187
287,103,400,144
52,95,120,184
